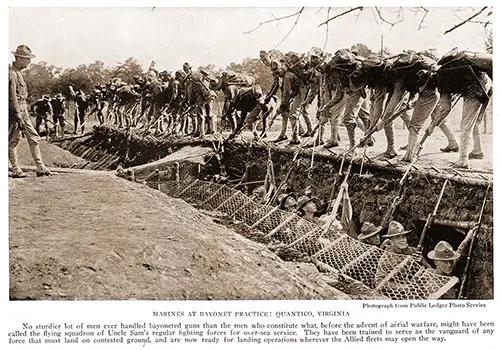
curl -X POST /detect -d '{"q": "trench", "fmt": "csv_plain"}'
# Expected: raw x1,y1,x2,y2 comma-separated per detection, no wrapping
54,125,493,300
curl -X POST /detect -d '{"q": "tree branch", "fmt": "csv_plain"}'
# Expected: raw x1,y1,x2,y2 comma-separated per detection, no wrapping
273,8,305,49
318,7,364,27
374,7,405,27
243,7,305,35
417,7,429,30
323,7,331,51
444,6,488,35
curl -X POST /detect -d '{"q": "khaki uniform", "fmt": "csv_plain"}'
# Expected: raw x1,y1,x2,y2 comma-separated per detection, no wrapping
9,65,48,174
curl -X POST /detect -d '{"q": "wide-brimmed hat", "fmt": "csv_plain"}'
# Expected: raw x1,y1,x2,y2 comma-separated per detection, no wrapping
42,95,51,101
382,221,412,238
296,195,317,211
12,44,35,59
427,241,460,261
278,192,296,210
358,222,383,240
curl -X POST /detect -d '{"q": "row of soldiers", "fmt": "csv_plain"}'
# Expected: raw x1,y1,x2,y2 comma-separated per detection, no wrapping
33,45,491,170
255,46,492,170
110,45,491,170
30,88,90,138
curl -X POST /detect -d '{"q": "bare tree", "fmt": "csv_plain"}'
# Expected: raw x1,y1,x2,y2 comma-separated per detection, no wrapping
244,7,493,49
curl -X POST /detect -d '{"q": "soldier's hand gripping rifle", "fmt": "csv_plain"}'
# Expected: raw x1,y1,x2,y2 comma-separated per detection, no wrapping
458,181,490,299
416,179,449,252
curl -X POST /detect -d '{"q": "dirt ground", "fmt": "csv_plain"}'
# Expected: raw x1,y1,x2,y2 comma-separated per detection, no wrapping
9,167,348,300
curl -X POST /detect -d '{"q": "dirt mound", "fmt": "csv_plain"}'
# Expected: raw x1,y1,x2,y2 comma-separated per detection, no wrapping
14,139,86,169
9,172,348,300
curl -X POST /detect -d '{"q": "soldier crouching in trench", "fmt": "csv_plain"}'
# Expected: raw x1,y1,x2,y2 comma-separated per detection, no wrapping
423,227,476,299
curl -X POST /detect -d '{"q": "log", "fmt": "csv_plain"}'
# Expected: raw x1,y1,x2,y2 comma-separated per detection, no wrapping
233,141,492,188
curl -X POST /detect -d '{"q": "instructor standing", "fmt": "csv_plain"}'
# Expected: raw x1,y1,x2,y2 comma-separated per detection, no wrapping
9,44,51,178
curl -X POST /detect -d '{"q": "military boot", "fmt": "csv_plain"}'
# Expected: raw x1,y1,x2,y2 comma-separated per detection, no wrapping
381,124,398,159
401,128,419,163
274,115,288,142
324,119,340,148
469,124,483,159
452,134,470,169
288,117,300,145
345,122,356,148
439,123,459,152
315,124,325,145
301,115,314,137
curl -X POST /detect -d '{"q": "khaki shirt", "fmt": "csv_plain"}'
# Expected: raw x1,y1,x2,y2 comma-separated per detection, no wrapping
9,64,28,115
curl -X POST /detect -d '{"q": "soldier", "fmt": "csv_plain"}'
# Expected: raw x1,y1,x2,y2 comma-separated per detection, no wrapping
275,52,306,145
399,60,441,162
32,95,53,136
9,44,51,177
432,49,492,169
89,87,106,125
424,227,475,299
70,88,90,134
319,48,370,150
372,51,431,159
278,192,297,212
299,48,324,139
357,222,383,246
249,185,266,204
51,93,66,138
296,195,319,223
184,69,217,138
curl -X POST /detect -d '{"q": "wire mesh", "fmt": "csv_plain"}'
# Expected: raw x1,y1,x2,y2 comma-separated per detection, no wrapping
156,179,458,300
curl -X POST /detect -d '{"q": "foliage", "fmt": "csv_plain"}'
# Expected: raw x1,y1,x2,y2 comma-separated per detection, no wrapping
419,48,439,61
23,61,61,103
350,43,375,58
108,57,144,84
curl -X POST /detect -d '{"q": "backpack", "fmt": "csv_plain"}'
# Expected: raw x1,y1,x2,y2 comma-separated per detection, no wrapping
393,52,437,93
223,71,255,87
362,55,395,88
438,48,492,79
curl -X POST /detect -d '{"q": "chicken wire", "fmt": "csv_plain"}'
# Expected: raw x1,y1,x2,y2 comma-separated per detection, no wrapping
155,180,459,300
287,226,343,256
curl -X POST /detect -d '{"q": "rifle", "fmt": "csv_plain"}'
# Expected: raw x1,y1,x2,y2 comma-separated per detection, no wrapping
322,157,354,232
379,157,418,228
265,147,301,206
458,182,490,299
325,149,348,214
416,179,449,252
